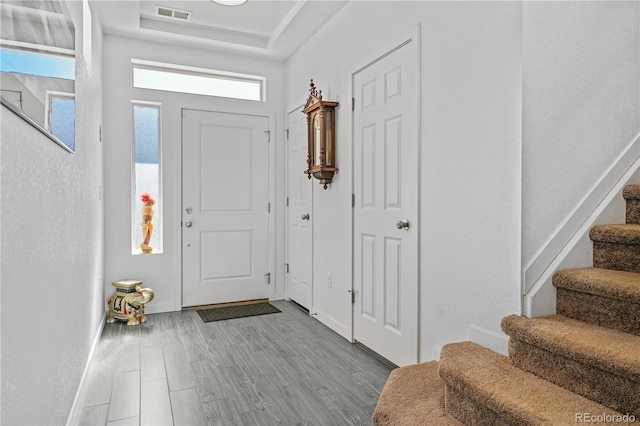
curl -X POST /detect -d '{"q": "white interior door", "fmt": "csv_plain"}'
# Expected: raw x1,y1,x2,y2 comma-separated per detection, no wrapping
353,36,419,366
182,109,270,307
286,108,313,309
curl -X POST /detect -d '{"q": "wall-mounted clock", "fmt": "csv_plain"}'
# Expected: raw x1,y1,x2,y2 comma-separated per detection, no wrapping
303,79,338,189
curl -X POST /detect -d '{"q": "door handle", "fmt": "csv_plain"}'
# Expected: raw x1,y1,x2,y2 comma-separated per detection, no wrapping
396,219,410,230
185,221,193,228
301,213,310,220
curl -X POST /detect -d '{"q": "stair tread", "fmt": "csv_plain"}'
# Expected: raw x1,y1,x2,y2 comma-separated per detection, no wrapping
373,361,462,426
553,267,640,303
439,342,625,425
590,224,640,244
623,184,640,200
501,315,640,382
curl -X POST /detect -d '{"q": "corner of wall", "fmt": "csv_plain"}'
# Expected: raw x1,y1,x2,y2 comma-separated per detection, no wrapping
65,309,107,426
310,307,350,341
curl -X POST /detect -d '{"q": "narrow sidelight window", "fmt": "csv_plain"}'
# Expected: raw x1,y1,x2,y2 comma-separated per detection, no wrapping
132,102,162,254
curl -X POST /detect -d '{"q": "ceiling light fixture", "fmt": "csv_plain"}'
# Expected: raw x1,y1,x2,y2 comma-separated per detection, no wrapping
211,0,248,5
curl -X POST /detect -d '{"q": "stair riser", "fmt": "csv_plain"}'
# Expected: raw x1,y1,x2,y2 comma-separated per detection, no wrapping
508,339,640,416
556,288,640,336
593,242,640,273
627,200,640,224
444,386,515,426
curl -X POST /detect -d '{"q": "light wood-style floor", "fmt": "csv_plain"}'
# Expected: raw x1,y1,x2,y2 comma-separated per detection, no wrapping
69,300,395,425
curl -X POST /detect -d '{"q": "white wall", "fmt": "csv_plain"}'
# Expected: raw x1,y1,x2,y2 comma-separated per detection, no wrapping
285,1,522,360
522,2,640,294
103,36,286,312
0,2,104,424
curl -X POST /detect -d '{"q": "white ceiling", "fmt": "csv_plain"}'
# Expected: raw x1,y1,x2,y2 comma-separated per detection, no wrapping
91,0,348,60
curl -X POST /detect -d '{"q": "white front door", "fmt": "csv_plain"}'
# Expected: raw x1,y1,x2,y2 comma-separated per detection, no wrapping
286,108,313,309
352,35,419,366
182,109,270,307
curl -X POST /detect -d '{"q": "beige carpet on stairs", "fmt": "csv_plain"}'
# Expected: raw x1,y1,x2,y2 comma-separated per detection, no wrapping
502,314,640,416
554,267,640,335
372,361,462,426
438,341,631,426
373,184,640,425
591,224,640,273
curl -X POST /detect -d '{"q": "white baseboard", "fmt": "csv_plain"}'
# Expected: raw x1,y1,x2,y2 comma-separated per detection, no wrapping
430,324,509,361
66,309,107,426
272,290,286,302
432,345,443,361
469,324,509,356
145,301,179,314
524,132,640,317
310,307,351,341
524,132,640,296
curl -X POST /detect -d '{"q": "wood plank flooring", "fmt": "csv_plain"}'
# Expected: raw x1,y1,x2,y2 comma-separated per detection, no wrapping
69,301,394,425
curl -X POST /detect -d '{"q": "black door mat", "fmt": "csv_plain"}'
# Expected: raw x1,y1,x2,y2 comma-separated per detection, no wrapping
196,302,281,323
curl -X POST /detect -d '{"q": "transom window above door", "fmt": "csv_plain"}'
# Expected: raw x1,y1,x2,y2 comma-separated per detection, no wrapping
131,59,265,102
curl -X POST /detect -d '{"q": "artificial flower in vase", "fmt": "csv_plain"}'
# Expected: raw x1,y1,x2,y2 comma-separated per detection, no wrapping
140,193,155,253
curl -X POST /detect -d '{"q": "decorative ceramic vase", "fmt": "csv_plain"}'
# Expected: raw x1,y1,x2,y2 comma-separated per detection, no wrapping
107,280,155,325
140,193,155,254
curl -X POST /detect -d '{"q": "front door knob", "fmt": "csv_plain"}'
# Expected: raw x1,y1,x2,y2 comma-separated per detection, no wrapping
396,219,410,230
301,213,310,220
185,221,193,228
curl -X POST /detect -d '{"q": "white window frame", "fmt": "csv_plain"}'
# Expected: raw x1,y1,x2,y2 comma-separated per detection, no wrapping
131,101,163,255
44,90,74,130
44,90,75,151
131,58,266,102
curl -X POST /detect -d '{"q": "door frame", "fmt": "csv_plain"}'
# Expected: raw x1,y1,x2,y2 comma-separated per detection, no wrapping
349,25,422,352
284,104,314,309
178,108,277,306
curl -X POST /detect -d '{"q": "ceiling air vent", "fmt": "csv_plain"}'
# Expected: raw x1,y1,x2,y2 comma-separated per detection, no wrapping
155,6,192,21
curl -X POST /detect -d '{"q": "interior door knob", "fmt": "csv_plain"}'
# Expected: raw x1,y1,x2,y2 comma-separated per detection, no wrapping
396,219,410,230
185,221,193,228
301,213,310,220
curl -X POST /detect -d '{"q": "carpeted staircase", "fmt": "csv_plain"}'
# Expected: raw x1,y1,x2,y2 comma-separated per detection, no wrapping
373,184,640,425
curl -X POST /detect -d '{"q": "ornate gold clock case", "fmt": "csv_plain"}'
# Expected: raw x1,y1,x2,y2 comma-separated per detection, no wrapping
303,80,338,189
